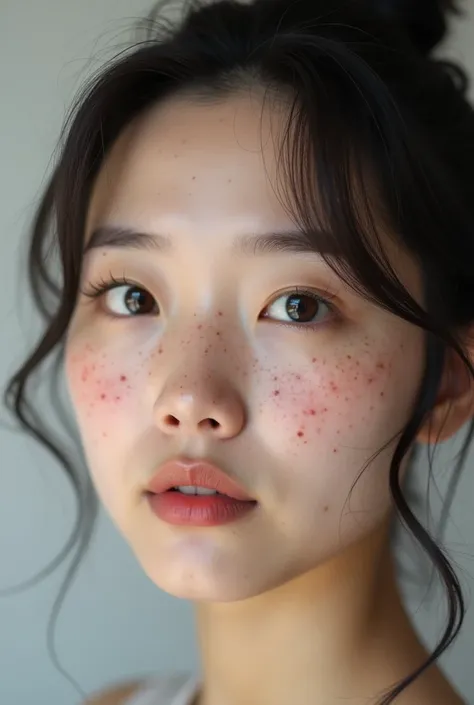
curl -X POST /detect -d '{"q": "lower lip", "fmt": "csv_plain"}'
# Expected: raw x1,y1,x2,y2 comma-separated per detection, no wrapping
146,491,257,526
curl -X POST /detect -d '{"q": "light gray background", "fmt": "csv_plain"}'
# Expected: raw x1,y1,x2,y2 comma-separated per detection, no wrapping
1,1,473,704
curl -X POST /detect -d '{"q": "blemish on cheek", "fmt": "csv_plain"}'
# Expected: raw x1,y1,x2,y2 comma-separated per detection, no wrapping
120,375,127,382
272,390,280,397
297,430,304,437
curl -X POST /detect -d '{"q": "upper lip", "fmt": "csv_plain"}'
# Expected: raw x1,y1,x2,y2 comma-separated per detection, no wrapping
146,457,256,501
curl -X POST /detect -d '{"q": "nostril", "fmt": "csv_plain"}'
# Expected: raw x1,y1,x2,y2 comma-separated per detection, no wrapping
164,415,180,427
198,418,220,430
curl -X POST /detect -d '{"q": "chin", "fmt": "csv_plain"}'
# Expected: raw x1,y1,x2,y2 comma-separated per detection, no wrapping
138,554,278,603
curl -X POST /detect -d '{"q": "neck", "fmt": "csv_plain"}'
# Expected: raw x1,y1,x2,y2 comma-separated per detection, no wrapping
193,518,432,705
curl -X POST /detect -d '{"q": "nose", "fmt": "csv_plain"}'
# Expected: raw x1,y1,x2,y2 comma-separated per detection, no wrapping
153,373,246,439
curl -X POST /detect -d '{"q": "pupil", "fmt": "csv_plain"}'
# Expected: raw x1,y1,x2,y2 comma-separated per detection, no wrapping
286,294,318,322
125,287,153,314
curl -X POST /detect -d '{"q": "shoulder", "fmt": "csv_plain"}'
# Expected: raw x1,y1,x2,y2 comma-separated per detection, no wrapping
82,679,144,705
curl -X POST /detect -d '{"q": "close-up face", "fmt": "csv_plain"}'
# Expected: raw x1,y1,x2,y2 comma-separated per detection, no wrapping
64,90,426,602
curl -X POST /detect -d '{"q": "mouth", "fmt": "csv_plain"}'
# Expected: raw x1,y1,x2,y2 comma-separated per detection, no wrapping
145,458,257,527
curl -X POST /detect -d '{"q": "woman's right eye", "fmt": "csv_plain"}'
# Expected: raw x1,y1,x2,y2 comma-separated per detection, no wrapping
82,277,159,317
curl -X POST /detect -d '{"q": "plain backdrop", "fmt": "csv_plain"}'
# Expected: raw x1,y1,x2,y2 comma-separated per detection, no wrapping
1,1,473,703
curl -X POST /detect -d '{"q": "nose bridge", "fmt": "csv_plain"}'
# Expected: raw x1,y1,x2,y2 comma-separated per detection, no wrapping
151,312,248,438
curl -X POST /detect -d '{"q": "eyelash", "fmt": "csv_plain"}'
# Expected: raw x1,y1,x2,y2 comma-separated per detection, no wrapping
80,272,340,331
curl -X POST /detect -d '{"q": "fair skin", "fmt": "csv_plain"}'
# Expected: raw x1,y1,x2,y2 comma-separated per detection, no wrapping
68,90,472,705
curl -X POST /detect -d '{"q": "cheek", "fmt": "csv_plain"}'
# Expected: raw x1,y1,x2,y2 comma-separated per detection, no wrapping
259,349,393,451
65,341,146,441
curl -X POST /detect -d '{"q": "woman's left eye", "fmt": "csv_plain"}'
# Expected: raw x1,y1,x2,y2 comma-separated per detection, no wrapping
261,289,336,327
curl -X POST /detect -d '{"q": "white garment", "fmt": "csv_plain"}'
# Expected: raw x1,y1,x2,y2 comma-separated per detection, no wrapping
124,673,200,705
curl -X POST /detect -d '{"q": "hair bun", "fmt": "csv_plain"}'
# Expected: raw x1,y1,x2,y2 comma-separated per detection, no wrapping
375,0,462,54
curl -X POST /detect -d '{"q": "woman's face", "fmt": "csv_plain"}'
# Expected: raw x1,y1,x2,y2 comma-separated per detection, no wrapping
65,92,425,601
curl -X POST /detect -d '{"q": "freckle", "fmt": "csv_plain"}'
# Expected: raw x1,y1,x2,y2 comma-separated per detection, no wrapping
376,362,385,370
296,374,301,380
324,505,329,512
347,355,352,360
115,396,121,401
380,392,384,397
204,348,209,354
224,348,227,352
159,347,163,354
198,324,202,330
218,311,223,316
100,393,106,400
272,390,280,397
139,351,142,356
333,448,337,453
192,175,196,180
216,332,221,336
120,375,127,382
273,376,278,381
102,432,108,438
297,431,304,437
367,377,374,384
323,407,328,412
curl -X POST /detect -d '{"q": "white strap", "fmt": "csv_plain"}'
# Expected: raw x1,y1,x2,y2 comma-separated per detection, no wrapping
124,674,199,705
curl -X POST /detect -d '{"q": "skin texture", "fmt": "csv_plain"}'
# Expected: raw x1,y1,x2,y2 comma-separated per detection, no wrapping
65,91,472,705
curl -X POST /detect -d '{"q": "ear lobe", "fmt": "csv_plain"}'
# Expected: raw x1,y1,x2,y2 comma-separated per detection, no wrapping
416,346,474,444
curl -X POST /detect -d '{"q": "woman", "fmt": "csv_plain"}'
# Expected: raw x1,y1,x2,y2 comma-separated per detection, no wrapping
4,0,474,703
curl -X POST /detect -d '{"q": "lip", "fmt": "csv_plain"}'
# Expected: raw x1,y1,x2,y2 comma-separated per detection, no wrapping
146,457,255,501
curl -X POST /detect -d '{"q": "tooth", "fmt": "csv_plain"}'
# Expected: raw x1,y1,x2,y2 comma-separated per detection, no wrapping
177,485,218,496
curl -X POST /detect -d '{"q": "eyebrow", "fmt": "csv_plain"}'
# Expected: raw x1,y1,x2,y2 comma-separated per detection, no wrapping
83,225,341,258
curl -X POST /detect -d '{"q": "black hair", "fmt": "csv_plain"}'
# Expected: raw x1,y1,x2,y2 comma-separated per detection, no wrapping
3,1,474,702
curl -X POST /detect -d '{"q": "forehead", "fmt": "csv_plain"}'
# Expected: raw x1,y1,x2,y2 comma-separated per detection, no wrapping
85,92,291,236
